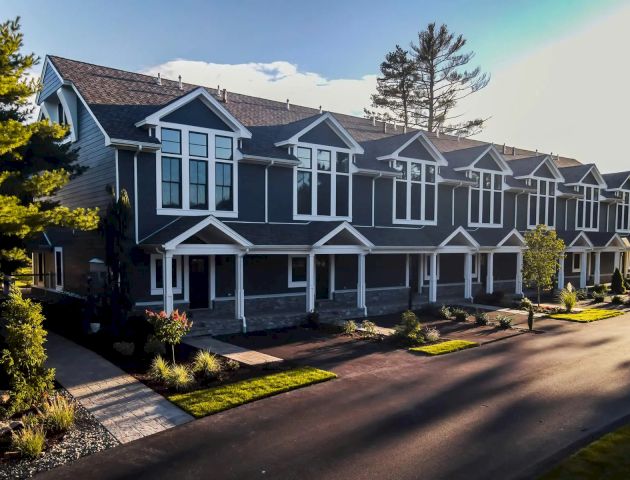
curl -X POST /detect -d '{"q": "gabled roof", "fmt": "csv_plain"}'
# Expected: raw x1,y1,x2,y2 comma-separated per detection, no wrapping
602,171,630,191
371,131,447,166
587,232,626,248
556,231,593,249
445,144,513,174
507,155,564,181
560,164,606,187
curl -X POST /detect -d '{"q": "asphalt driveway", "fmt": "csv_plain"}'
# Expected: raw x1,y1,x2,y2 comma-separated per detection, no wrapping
41,314,630,480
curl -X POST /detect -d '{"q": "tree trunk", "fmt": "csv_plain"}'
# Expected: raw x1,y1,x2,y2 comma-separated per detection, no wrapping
171,344,176,364
537,286,541,307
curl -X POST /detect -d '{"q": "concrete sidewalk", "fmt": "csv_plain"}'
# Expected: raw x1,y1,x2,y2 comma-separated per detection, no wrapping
46,332,192,443
184,335,283,366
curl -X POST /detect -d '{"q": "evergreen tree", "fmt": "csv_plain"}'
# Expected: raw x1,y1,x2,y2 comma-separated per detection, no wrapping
410,22,489,136
369,46,419,128
0,17,98,275
522,225,565,306
611,268,625,295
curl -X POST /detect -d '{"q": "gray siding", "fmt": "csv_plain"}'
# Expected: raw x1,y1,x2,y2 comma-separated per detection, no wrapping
38,62,62,103
162,98,231,131
399,140,433,160
374,177,394,226
352,175,373,225
267,166,294,222
238,164,266,221
298,122,348,148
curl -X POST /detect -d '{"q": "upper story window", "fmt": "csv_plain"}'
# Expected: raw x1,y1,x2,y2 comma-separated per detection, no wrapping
295,144,351,220
56,103,68,126
157,125,237,216
617,191,630,232
528,180,556,228
469,171,503,227
393,160,436,225
576,185,599,231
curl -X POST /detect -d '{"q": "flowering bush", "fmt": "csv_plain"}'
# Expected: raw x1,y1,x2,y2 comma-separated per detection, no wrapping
145,309,193,363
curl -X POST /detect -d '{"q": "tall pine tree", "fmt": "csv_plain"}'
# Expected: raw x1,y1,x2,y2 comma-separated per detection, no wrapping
0,17,98,275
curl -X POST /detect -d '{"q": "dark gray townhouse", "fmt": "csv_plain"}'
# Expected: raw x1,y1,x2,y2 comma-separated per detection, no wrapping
31,56,630,334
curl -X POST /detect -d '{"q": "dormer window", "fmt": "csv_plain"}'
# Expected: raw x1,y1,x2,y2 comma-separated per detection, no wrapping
528,180,556,228
617,191,630,232
469,171,503,227
393,160,437,225
576,186,599,231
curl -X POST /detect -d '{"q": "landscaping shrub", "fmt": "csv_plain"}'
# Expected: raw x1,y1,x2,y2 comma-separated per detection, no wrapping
225,359,240,371
305,311,320,329
144,335,166,356
593,284,608,295
611,268,626,294
0,287,55,416
519,297,533,311
422,326,440,343
42,395,75,434
166,364,194,392
451,308,468,322
112,341,135,356
576,289,588,301
394,310,424,345
611,295,624,305
360,320,377,337
527,308,534,331
474,311,489,326
560,285,578,313
12,425,45,459
592,292,606,304
192,351,222,379
342,320,357,335
145,309,192,363
497,315,513,329
437,305,451,319
149,355,170,383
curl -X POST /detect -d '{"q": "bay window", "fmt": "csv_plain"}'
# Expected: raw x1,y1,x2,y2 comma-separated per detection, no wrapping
393,160,436,224
576,186,599,230
617,191,630,232
528,179,556,227
295,144,351,219
469,171,503,227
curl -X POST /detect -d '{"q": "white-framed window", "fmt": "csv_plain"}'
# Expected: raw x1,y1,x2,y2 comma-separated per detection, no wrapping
471,253,479,279
572,253,582,272
156,123,238,217
150,254,183,295
288,255,307,288
294,143,351,220
576,186,599,231
468,170,503,227
393,160,437,225
54,247,63,290
423,254,440,281
616,191,630,232
528,180,556,228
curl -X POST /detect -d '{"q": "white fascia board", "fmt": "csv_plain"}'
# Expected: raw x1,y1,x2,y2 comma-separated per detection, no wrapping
513,156,565,182
135,87,252,139
376,131,448,166
497,229,526,247
470,145,513,174
163,216,253,250
273,112,364,154
570,232,594,248
438,226,480,248
604,172,630,192
109,138,161,150
313,222,375,248
36,56,63,105
565,165,607,188
239,155,299,166
56,86,78,142
354,168,401,178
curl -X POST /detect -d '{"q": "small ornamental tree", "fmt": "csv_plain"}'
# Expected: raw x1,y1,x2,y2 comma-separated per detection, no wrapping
522,225,565,306
145,309,192,363
0,286,54,416
611,268,625,295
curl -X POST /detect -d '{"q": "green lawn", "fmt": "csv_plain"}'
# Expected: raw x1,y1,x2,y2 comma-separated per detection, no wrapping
540,423,630,479
168,366,337,418
410,339,479,356
549,309,623,323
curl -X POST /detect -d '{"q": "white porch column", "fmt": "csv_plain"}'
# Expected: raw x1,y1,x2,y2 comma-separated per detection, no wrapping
235,253,246,332
418,254,424,294
209,255,216,309
405,253,410,288
464,253,473,300
580,251,588,288
306,253,316,312
162,250,174,314
357,253,366,315
329,254,335,300
614,251,621,272
593,251,601,285
486,252,494,294
429,252,438,303
515,251,523,296
557,254,565,290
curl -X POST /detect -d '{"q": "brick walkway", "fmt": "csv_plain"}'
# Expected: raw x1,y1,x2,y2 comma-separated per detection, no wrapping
184,336,283,366
46,332,192,444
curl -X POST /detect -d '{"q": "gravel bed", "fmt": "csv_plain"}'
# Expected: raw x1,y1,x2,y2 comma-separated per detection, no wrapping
0,389,119,479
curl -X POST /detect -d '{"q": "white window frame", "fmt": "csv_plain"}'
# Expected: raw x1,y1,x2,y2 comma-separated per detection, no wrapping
471,253,479,279
468,169,504,228
423,254,440,281
54,247,63,290
392,159,438,226
575,185,599,231
527,179,556,228
572,253,581,273
33,251,46,287
150,254,183,295
288,255,308,288
292,142,353,221
616,191,630,233
155,122,239,217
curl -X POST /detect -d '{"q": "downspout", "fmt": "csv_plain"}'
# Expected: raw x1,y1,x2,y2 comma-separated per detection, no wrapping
241,247,250,333
133,146,141,245
114,149,120,199
514,192,521,228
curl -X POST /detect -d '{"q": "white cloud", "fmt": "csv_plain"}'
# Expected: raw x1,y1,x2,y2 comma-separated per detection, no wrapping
142,5,630,172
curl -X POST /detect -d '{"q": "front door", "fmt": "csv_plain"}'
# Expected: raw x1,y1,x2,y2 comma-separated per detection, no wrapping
189,256,209,309
316,256,330,300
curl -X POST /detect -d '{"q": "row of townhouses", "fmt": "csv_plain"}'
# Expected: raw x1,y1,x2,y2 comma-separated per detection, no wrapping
31,56,630,334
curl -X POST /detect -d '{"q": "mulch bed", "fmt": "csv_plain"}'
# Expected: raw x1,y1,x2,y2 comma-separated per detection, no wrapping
0,389,118,480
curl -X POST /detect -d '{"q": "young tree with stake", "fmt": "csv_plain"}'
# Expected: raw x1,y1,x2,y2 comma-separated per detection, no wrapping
522,225,565,306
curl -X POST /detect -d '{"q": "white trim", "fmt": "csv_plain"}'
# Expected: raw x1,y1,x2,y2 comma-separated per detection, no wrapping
468,170,504,227
565,164,607,188
375,131,448,166
53,247,63,290
527,179,557,228
392,159,438,225
424,253,440,281
513,155,565,182
288,255,308,288
56,86,78,142
313,222,374,248
497,229,526,248
162,215,252,250
150,254,183,295
575,185,600,231
36,57,63,104
616,190,630,233
438,226,480,248
453,145,513,174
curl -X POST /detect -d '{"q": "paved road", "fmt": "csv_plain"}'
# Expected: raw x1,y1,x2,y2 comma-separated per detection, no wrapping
42,314,630,480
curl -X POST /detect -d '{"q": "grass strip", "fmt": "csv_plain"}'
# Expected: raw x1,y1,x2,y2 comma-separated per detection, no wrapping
410,339,479,356
540,423,630,479
549,308,623,323
168,366,336,418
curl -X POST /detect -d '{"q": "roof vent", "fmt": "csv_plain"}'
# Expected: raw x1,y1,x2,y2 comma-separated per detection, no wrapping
319,105,322,114
286,99,290,111
222,89,228,102
403,125,407,134
217,84,220,95
156,73,162,86
372,116,376,127
502,143,506,154
383,122,387,133
512,146,516,155
436,128,440,138
178,75,183,90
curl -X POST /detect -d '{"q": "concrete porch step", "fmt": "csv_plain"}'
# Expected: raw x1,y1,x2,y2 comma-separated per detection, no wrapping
183,336,283,367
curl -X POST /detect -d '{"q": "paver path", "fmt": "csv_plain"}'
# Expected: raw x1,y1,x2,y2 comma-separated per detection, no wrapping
184,335,283,366
46,332,192,443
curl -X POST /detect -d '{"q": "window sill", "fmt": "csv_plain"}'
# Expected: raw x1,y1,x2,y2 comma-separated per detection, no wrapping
157,208,238,218
468,223,503,229
288,281,307,288
393,219,438,226
293,214,351,222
